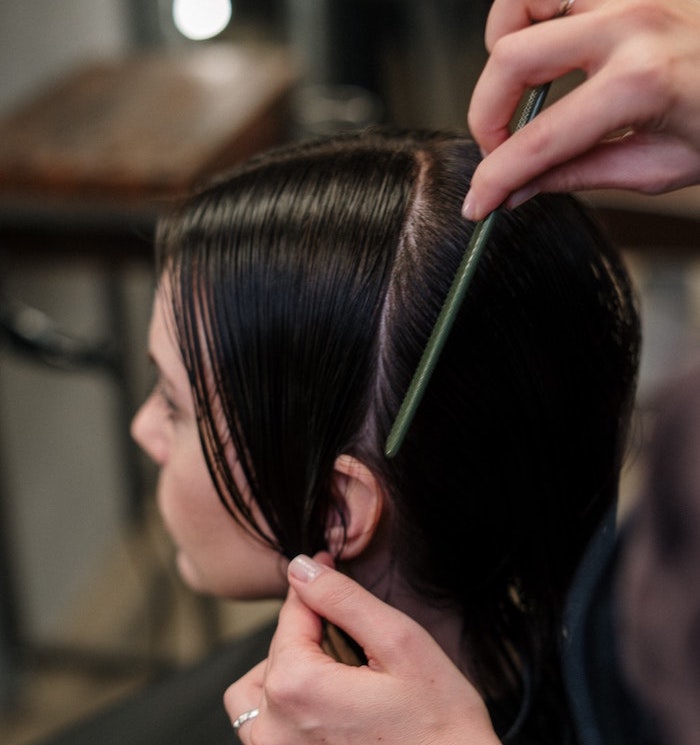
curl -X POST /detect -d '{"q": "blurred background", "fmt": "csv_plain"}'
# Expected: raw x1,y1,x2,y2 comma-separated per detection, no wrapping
0,1,697,743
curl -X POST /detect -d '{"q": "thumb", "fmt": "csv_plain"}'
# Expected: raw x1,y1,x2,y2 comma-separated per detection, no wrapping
287,554,432,670
264,552,337,663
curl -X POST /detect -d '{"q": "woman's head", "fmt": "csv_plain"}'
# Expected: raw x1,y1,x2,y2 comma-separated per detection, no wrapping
134,129,640,739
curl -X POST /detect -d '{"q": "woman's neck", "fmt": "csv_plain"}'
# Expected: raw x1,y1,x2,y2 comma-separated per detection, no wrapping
343,548,474,681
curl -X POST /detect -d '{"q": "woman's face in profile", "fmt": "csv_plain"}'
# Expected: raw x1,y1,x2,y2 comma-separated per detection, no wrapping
131,283,289,600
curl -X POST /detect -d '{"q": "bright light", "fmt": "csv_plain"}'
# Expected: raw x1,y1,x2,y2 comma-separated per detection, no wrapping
172,0,232,41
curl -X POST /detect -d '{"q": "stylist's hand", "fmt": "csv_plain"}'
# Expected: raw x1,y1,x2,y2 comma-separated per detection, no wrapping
464,0,700,221
224,553,497,745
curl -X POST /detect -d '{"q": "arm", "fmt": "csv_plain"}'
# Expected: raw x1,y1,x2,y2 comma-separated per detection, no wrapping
463,0,700,221
224,553,498,745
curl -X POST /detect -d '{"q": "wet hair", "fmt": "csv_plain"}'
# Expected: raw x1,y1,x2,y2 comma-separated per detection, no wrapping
156,129,640,743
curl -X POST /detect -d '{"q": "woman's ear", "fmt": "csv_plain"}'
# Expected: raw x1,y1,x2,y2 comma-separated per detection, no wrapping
326,454,384,560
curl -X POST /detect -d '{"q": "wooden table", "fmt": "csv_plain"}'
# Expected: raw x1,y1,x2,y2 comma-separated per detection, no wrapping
0,43,297,207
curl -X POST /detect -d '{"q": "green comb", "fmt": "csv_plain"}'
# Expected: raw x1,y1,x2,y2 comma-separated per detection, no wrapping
384,82,553,458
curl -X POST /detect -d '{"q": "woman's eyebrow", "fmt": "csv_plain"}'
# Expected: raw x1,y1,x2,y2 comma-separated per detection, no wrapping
147,351,163,379
147,352,177,392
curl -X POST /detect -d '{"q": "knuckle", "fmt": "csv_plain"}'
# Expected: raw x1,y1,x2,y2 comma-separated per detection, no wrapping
622,0,673,31
608,1,678,104
613,47,673,119
466,105,481,137
264,663,307,708
530,0,560,22
308,570,360,616
222,684,236,710
512,117,565,181
248,721,275,745
471,160,500,192
489,34,520,72
380,622,426,661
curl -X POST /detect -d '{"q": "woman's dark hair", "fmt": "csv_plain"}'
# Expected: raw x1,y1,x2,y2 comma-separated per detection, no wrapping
156,129,640,743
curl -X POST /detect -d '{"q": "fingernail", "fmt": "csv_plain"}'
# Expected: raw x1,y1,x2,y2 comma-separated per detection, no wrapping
289,554,323,583
462,192,477,221
506,184,539,211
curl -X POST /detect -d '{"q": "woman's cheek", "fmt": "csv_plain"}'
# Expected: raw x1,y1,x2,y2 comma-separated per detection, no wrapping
175,550,207,591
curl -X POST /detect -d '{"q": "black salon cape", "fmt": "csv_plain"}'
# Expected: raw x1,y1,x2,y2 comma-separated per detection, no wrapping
562,510,659,745
39,620,275,745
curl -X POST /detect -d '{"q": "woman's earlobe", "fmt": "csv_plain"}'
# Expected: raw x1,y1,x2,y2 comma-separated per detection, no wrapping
327,455,384,560
325,523,348,556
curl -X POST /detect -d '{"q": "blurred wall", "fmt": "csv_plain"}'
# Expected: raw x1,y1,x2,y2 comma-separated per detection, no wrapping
0,0,130,114
0,0,144,641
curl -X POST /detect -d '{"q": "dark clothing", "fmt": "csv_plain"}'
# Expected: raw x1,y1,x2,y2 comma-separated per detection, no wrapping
562,513,659,745
40,620,275,745
41,513,662,745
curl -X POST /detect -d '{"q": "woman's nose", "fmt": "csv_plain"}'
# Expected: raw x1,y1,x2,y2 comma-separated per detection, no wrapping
131,394,168,465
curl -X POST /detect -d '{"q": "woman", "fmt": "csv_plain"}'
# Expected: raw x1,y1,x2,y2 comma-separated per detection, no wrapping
222,0,700,739
132,128,640,743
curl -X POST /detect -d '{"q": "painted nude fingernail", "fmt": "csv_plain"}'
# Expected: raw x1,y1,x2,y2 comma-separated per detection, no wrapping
289,554,323,582
506,184,539,211
462,193,477,221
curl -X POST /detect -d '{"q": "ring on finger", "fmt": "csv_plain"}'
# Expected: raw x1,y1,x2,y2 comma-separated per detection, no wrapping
232,707,260,731
557,0,574,17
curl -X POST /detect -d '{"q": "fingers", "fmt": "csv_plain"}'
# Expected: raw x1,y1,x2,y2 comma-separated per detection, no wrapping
466,69,640,218
484,0,598,49
223,573,339,745
468,11,605,156
224,556,497,745
224,659,266,743
515,134,700,197
470,131,700,220
285,554,438,671
267,558,327,658
224,659,266,716
260,561,343,712
468,0,700,210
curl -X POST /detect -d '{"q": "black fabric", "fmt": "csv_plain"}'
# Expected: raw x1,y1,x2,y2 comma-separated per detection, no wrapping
562,512,659,745
39,620,276,745
36,516,667,745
